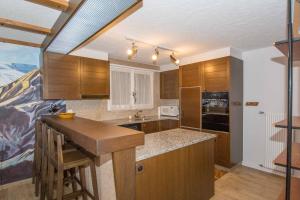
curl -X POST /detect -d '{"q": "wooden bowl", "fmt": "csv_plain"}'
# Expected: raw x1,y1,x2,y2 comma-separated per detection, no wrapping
57,112,75,119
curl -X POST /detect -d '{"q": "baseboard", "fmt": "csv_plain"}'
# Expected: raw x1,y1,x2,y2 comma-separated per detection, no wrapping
0,178,32,190
242,161,284,177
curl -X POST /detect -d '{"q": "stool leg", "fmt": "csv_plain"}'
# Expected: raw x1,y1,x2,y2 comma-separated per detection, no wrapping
47,163,55,200
35,148,41,197
56,169,64,200
40,155,47,200
79,167,88,200
90,163,99,200
70,168,78,200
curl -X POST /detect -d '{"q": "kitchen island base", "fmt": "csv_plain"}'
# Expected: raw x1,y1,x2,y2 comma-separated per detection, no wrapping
84,130,215,200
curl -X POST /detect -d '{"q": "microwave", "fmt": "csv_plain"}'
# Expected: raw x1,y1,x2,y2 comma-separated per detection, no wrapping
159,106,179,117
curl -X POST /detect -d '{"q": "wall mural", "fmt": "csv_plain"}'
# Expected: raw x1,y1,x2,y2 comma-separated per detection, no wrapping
0,43,65,185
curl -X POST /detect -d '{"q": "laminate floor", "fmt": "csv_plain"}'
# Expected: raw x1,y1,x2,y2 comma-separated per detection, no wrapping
0,165,284,200
211,166,284,200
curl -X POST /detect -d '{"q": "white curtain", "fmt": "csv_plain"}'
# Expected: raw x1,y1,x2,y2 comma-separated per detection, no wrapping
134,73,151,105
111,70,131,107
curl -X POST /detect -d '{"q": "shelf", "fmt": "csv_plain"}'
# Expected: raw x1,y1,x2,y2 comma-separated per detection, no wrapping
274,38,300,61
274,143,300,170
274,116,300,129
277,177,300,200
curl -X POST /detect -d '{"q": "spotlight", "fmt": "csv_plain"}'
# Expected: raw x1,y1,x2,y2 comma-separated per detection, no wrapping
170,52,180,65
127,42,138,60
152,48,159,64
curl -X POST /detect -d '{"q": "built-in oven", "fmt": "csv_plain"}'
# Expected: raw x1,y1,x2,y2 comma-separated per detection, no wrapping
202,92,229,132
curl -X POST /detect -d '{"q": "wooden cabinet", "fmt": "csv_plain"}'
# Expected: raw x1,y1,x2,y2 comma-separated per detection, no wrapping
80,57,110,98
43,52,81,99
159,119,179,131
43,52,110,100
180,87,201,129
214,131,231,167
141,121,159,134
203,57,229,92
136,139,215,200
160,69,179,99
179,62,203,87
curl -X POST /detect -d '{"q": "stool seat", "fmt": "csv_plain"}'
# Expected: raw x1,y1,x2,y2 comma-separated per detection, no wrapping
63,150,91,170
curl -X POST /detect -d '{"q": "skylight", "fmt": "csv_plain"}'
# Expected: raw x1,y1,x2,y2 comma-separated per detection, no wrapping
47,0,139,54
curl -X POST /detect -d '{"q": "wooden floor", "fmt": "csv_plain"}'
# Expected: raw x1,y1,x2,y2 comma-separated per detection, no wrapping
0,165,284,200
212,166,284,200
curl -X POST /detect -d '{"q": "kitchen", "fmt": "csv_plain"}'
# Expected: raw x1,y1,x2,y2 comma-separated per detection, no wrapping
0,0,297,200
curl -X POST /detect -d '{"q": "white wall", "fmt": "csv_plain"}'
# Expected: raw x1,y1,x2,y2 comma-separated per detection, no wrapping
242,46,300,172
160,47,242,71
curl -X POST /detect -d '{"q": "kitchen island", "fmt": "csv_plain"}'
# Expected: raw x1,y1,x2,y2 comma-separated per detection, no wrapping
42,116,215,200
86,128,216,200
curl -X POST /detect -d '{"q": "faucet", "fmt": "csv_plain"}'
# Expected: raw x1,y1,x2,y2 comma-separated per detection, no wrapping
134,110,143,119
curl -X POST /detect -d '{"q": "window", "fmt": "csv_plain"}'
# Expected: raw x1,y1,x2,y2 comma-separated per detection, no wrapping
108,64,154,110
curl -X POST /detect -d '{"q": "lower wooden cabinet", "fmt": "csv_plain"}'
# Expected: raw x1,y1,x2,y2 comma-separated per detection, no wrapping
136,139,215,200
159,119,179,131
141,120,179,134
203,129,231,167
141,121,159,134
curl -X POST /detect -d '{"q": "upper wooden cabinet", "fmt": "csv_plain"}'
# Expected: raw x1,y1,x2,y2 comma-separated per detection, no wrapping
160,69,179,99
80,57,110,98
203,57,230,92
43,52,81,100
179,62,203,87
42,52,110,100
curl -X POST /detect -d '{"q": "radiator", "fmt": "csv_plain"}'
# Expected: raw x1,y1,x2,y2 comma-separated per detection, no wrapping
263,113,286,173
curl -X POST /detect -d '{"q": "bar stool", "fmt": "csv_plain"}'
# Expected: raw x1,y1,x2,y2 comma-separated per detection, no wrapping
32,119,43,197
33,120,78,200
47,127,99,200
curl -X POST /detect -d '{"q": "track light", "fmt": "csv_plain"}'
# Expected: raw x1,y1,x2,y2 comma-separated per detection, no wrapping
152,48,159,64
127,42,138,60
170,52,180,65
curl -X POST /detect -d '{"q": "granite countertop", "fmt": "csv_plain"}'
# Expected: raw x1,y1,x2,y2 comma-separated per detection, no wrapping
136,128,216,161
102,115,179,126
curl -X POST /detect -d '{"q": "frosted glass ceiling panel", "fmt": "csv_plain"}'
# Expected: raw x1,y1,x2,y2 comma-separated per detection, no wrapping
47,0,138,54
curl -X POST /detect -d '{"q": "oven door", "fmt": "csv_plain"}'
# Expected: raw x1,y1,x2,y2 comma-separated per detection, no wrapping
202,114,229,132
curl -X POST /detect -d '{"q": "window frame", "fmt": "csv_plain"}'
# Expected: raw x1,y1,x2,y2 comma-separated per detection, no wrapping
108,64,154,111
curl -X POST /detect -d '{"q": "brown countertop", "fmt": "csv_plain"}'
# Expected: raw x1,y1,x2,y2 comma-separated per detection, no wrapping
42,116,145,156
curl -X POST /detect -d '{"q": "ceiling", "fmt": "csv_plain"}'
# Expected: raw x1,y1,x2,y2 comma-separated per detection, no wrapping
83,0,287,66
0,0,61,44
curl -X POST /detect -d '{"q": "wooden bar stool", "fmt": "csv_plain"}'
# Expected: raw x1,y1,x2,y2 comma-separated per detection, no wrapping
33,121,78,200
47,127,99,200
32,119,43,197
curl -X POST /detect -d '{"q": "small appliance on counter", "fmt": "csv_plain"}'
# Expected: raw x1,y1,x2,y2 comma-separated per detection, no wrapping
159,105,179,117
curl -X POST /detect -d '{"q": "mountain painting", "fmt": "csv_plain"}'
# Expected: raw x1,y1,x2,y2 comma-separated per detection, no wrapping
0,43,65,185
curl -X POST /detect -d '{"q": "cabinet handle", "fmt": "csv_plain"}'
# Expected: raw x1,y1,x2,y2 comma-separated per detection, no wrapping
136,163,144,173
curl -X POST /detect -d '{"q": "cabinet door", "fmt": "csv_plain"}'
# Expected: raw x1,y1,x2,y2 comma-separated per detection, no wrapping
159,119,179,131
80,58,110,98
203,57,229,92
179,62,203,87
142,121,159,134
180,87,201,129
43,52,81,99
214,132,231,167
160,69,179,99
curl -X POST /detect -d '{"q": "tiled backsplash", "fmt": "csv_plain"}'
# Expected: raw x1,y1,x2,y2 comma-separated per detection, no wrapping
66,72,179,121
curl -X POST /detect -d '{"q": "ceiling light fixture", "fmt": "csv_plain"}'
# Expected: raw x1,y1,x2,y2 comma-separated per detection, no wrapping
152,48,159,64
125,37,180,65
127,42,138,60
170,52,180,65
